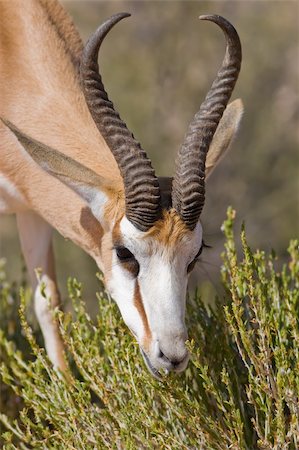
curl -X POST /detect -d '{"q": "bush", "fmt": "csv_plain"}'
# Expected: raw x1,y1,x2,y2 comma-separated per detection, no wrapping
0,209,298,449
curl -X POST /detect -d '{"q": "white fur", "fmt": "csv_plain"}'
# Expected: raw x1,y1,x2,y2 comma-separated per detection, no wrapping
16,211,67,372
89,190,109,226
108,216,203,371
34,275,66,371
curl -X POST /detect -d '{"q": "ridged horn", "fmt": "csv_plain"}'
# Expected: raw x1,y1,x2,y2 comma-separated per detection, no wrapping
80,13,161,231
172,15,242,230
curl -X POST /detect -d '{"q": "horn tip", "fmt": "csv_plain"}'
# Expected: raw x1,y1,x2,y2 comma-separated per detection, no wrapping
199,14,225,23
199,14,237,33
199,14,216,21
117,12,131,20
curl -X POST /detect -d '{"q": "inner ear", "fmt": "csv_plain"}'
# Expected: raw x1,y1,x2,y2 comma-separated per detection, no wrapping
2,118,114,223
206,99,244,179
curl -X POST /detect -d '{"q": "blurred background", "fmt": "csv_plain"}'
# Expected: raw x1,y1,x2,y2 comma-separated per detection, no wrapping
0,0,298,305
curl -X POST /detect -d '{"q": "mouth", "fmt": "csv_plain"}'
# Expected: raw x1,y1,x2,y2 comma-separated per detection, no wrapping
140,349,163,381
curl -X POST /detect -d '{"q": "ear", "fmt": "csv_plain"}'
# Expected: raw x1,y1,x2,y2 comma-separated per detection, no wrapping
206,99,244,179
2,119,111,221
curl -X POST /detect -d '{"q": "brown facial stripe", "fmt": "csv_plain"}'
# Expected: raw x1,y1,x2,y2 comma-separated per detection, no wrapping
112,218,123,244
134,281,152,351
80,206,103,256
122,259,139,278
96,217,121,285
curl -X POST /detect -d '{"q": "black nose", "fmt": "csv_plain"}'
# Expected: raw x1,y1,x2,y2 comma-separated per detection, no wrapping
158,349,186,367
170,359,182,368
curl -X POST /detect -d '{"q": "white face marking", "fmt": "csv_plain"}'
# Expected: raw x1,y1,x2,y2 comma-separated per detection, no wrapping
107,215,203,374
108,252,144,338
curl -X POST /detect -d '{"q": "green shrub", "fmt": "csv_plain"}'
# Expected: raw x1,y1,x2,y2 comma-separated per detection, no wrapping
0,209,298,449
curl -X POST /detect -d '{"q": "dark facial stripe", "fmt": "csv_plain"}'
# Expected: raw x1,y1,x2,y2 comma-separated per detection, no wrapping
134,281,152,351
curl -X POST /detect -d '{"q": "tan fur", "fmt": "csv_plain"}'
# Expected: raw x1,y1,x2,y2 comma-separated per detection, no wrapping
146,209,190,247
0,0,124,259
39,0,83,67
104,188,125,227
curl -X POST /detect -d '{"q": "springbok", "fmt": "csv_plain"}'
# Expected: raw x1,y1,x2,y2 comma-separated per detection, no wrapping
0,1,243,379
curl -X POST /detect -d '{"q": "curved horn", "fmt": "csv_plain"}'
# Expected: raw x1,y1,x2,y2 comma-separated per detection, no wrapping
80,13,161,231
172,15,242,230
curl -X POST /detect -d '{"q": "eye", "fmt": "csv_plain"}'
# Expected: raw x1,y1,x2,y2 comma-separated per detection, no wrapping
187,243,204,273
116,246,134,261
115,246,140,277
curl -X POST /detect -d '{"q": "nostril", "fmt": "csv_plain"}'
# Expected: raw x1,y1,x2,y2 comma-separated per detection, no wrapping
155,341,188,367
158,352,186,367
157,349,174,363
170,358,183,367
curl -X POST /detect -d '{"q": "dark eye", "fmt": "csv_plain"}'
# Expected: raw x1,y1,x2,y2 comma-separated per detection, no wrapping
187,244,204,273
115,246,140,277
116,246,134,261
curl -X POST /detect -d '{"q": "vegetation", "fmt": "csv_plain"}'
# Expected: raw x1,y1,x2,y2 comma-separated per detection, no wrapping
0,209,298,449
1,3,297,448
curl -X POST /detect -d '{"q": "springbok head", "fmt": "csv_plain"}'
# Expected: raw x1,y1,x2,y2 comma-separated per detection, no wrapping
4,14,243,378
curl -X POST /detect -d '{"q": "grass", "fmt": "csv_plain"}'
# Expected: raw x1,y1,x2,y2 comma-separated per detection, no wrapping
0,208,298,449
